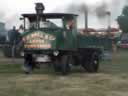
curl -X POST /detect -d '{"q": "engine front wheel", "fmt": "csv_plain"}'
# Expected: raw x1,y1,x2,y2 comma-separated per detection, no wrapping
60,55,71,75
22,60,32,74
22,54,35,74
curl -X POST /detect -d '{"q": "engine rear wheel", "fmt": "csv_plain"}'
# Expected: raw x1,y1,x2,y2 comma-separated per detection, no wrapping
82,52,99,73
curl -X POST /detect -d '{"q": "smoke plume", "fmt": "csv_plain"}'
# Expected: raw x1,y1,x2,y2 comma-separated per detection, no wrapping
66,3,89,14
5,14,21,29
59,0,128,28
0,0,128,29
95,2,108,19
0,11,6,22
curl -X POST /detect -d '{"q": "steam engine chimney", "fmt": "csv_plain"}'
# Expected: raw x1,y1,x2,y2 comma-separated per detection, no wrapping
35,3,45,14
35,3,45,29
106,11,111,34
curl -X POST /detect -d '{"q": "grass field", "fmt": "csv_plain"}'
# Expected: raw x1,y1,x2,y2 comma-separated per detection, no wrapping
0,49,128,96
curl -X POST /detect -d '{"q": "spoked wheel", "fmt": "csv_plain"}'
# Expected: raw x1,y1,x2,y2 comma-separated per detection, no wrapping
82,52,100,73
60,55,71,75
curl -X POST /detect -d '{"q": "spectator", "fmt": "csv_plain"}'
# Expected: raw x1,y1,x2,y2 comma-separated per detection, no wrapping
8,26,22,44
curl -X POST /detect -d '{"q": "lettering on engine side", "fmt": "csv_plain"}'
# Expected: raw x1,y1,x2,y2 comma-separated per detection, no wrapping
23,31,56,49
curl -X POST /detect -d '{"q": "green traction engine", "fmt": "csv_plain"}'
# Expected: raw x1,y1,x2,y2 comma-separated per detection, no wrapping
21,3,112,75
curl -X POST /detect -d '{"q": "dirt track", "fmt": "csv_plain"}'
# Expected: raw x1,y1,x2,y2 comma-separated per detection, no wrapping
0,58,23,64
0,52,24,64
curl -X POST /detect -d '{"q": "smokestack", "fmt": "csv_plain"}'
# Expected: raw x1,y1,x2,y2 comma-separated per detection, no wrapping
106,11,111,35
35,3,45,15
35,3,45,29
85,9,88,32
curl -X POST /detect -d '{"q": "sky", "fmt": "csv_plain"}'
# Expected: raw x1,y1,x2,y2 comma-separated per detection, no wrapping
0,0,127,29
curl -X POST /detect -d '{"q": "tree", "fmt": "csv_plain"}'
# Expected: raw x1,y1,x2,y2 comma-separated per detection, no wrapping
117,6,128,33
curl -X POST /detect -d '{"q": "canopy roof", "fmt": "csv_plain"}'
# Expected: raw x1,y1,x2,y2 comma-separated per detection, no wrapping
22,13,78,22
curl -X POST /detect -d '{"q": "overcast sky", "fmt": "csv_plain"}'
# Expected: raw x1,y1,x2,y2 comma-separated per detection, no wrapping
0,0,127,29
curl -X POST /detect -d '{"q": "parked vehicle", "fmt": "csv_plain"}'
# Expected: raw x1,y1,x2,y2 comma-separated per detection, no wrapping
117,33,128,48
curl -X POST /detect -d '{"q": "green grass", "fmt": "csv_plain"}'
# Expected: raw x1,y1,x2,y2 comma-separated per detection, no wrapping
101,49,128,74
0,49,128,96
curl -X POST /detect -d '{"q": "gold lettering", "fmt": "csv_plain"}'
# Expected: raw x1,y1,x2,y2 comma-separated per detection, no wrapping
49,36,55,40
